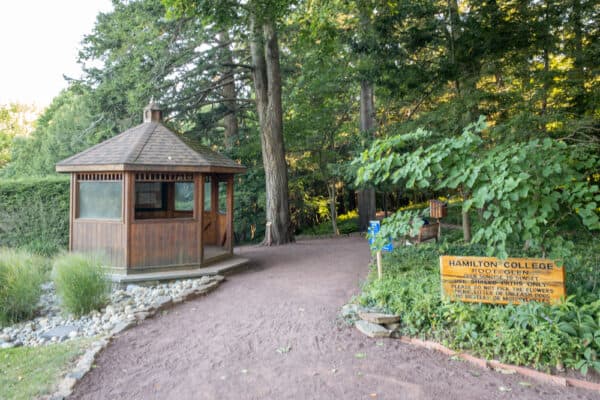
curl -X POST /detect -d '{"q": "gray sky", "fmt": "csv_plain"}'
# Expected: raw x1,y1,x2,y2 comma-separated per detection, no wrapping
0,0,113,106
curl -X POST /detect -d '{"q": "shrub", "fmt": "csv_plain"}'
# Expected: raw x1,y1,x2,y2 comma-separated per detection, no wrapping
52,253,110,316
359,240,600,374
0,248,46,325
299,211,359,236
0,177,69,255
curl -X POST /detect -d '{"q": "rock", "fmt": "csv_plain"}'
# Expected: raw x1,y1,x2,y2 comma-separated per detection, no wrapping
134,311,149,321
1,342,16,349
126,284,140,293
358,311,401,325
104,305,115,316
111,320,136,335
57,376,77,395
102,323,114,332
0,333,11,342
355,320,391,338
341,304,360,318
67,370,87,380
153,296,172,309
68,331,78,339
384,323,401,332
41,325,78,341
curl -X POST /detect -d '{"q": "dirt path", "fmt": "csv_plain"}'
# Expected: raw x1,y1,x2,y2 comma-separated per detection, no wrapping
71,237,598,399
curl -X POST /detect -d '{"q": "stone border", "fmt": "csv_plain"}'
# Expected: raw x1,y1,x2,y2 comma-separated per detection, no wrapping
397,336,600,394
44,276,224,400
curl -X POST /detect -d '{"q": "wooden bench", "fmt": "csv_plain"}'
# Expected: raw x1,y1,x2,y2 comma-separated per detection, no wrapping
409,222,440,244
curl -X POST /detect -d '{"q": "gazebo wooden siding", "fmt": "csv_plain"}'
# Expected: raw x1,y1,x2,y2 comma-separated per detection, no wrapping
70,172,127,269
127,172,201,269
57,102,245,273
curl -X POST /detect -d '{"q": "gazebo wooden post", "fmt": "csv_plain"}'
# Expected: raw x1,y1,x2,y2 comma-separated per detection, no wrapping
69,173,76,251
226,175,234,254
196,173,204,265
211,175,219,223
123,172,135,270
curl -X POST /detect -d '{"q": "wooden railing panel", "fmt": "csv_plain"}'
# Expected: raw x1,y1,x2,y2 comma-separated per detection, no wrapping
130,220,199,268
72,220,126,268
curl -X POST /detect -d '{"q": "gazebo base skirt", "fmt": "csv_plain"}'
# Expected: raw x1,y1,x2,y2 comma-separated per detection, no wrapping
108,255,250,284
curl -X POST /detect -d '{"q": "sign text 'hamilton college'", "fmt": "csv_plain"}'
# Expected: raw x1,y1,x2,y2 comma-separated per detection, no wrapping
440,256,566,305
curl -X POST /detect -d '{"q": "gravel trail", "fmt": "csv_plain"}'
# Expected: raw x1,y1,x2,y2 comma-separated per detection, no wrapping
70,237,598,400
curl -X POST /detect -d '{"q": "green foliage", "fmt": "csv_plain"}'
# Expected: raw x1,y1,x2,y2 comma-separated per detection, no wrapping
355,118,600,258
359,241,600,375
0,103,40,168
0,339,90,400
2,89,114,178
299,211,359,236
0,177,69,255
5,0,600,242
52,253,110,316
0,249,46,325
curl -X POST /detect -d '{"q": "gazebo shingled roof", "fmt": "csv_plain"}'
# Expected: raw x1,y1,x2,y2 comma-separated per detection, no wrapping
56,120,245,174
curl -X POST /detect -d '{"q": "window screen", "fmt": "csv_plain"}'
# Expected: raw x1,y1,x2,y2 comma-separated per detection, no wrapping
218,181,228,213
135,182,165,210
175,182,194,211
204,177,212,211
78,181,122,219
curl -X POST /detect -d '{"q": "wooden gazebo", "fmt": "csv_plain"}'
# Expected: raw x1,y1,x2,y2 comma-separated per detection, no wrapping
56,102,246,274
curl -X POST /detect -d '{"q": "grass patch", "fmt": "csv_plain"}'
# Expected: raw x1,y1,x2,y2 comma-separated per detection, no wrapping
53,253,110,316
0,248,47,325
0,339,90,400
359,209,600,375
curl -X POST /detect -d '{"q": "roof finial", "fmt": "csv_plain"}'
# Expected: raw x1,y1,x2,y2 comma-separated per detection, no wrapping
143,98,162,123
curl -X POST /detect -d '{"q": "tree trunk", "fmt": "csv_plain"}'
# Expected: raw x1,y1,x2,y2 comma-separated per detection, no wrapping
357,80,376,231
462,210,471,243
328,183,339,235
249,17,292,245
358,189,376,232
383,192,388,218
217,31,239,150
571,0,585,114
348,189,356,212
541,47,550,117
541,3,550,119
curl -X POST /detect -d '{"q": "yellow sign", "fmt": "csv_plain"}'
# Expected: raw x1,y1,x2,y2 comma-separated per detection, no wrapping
440,256,566,305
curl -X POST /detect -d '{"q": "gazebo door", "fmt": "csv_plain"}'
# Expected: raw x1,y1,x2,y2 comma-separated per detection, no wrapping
202,175,233,262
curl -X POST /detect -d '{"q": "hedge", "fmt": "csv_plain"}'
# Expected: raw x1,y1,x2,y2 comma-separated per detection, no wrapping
0,177,70,255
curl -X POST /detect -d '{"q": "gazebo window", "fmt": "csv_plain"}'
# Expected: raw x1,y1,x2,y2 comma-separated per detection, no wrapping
134,173,194,220
204,176,212,211
77,173,122,220
218,181,228,213
174,182,194,211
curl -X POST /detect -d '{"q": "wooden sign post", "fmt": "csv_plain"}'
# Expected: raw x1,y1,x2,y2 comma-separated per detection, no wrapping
440,256,566,305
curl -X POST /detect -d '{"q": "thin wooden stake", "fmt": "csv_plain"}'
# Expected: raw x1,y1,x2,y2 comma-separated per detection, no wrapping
376,251,383,280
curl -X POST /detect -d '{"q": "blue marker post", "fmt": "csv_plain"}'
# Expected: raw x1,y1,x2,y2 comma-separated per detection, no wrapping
368,220,393,252
368,220,393,280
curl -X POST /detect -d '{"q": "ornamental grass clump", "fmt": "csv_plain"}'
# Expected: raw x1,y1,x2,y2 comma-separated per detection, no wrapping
0,248,46,325
52,253,110,316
